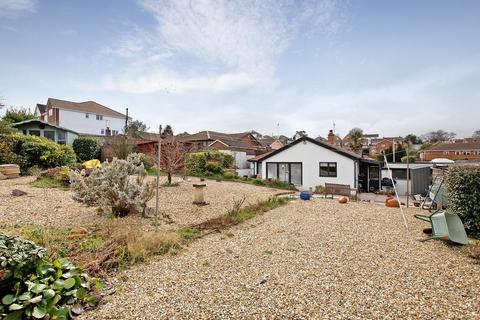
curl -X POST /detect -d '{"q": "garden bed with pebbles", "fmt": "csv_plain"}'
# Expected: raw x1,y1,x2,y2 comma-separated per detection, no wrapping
0,176,283,230
81,198,479,319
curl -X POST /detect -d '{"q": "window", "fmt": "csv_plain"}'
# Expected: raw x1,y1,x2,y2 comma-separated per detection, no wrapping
112,130,118,135
57,131,66,144
85,113,89,118
43,131,55,141
101,129,105,135
48,109,53,116
443,151,449,155
29,130,40,136
391,169,407,180
319,162,337,177
465,150,471,155
96,115,103,120
266,162,302,185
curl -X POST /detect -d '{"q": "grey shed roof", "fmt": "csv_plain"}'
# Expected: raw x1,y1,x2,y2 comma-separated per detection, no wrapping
12,119,79,134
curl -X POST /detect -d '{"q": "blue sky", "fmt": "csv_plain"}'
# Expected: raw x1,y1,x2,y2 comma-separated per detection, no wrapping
1,0,479,138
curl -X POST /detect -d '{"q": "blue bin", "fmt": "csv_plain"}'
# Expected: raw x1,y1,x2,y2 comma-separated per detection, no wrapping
300,192,311,201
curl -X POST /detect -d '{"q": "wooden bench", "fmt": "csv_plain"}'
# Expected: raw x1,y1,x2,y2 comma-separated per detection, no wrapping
324,183,357,200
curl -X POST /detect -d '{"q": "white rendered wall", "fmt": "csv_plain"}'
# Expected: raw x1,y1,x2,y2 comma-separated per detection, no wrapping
58,109,125,135
260,140,357,190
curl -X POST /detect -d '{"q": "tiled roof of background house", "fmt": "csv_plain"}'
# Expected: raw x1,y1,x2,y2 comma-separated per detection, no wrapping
36,104,46,114
427,142,480,151
47,98,127,118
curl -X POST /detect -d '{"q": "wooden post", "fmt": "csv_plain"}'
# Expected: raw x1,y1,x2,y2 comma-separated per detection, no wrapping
155,125,162,218
406,142,410,208
124,108,129,135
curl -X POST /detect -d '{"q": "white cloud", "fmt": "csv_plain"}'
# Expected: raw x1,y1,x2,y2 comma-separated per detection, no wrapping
102,0,345,93
0,0,36,17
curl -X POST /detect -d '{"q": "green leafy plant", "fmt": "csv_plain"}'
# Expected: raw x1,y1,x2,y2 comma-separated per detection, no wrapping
185,151,234,176
69,154,155,217
72,138,100,162
0,235,99,319
0,133,76,173
446,165,480,237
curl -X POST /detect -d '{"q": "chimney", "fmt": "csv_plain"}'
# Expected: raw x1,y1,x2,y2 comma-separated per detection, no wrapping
327,130,335,144
105,127,111,136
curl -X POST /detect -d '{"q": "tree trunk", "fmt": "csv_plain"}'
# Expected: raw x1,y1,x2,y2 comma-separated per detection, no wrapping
167,172,172,185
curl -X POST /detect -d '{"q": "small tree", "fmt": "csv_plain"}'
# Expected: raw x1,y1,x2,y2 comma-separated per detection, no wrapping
346,128,363,153
72,137,100,161
162,124,174,137
125,120,148,136
1,106,36,123
70,153,155,217
161,139,189,185
421,130,456,143
404,134,422,145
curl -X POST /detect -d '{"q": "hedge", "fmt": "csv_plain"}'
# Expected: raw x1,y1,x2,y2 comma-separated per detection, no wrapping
445,165,480,237
185,151,234,176
0,133,76,173
72,137,100,162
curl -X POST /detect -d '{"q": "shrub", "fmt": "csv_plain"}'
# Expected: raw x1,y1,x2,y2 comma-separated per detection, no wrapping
315,185,326,194
222,171,237,180
69,155,155,217
185,151,234,176
265,179,291,189
0,133,76,173
0,235,98,319
127,152,153,171
445,165,480,236
72,137,100,162
252,179,266,186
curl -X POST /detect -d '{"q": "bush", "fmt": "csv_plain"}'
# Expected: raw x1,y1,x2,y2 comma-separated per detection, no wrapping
127,153,153,171
252,179,266,186
72,137,100,162
69,154,155,217
315,185,326,194
185,151,234,176
0,133,76,173
446,165,480,236
222,171,237,180
265,179,291,189
0,235,98,319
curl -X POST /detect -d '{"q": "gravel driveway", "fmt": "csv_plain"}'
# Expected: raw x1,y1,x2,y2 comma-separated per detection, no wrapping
82,199,479,319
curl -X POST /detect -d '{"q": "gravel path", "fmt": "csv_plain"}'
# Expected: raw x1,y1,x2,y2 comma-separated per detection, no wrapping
0,176,282,229
81,198,479,319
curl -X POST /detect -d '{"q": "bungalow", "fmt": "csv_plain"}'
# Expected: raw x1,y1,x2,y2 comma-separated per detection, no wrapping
12,119,78,145
249,136,381,192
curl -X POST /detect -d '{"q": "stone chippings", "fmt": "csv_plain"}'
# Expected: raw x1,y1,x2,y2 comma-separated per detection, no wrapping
80,199,480,319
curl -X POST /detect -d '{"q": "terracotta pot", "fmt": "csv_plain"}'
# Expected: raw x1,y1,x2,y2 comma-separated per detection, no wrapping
386,198,400,208
339,196,348,204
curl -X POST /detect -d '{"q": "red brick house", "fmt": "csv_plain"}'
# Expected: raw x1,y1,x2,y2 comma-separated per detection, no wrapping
419,141,480,161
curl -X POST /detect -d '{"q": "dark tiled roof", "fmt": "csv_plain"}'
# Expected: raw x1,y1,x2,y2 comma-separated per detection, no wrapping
36,104,46,114
12,119,78,134
47,98,127,118
427,142,480,151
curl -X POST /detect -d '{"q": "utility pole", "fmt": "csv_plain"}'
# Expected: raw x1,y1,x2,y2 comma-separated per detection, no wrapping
155,124,162,219
392,139,396,163
124,108,129,135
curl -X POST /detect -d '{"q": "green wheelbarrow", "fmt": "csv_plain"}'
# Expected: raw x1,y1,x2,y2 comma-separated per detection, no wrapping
414,210,468,245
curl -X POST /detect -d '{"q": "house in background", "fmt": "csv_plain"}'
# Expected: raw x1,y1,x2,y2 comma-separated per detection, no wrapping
35,98,128,136
419,141,480,161
12,119,78,145
258,135,284,151
249,136,381,192
370,137,404,154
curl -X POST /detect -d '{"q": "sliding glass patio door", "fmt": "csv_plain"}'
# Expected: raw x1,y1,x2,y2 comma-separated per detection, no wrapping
266,162,302,186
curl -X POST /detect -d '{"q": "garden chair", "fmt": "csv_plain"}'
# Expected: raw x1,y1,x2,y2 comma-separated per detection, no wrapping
414,210,468,245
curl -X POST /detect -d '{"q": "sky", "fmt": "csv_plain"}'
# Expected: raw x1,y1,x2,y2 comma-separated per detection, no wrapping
0,0,479,139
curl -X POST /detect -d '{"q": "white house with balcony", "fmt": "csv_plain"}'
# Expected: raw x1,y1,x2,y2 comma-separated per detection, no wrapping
35,98,128,136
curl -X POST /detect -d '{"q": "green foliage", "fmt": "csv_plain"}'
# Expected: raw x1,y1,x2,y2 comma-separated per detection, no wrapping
445,166,480,236
130,153,153,171
72,138,100,162
0,235,98,319
185,151,234,176
315,185,326,194
401,155,416,163
404,134,422,145
69,154,155,217
265,179,290,189
177,227,199,240
0,120,16,135
374,146,406,163
1,107,36,124
346,128,364,153
125,120,148,136
0,133,76,173
222,171,237,180
252,178,266,186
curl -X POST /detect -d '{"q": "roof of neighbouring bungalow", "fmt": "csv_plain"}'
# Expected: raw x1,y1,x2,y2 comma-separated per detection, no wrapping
12,119,79,134
248,136,380,164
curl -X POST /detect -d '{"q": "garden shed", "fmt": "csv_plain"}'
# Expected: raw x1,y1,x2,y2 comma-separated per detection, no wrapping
12,119,78,145
381,163,432,196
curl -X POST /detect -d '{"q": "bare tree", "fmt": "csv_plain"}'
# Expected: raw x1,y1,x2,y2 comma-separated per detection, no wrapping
421,130,456,143
161,139,190,185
